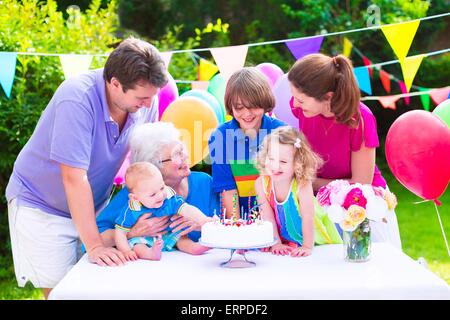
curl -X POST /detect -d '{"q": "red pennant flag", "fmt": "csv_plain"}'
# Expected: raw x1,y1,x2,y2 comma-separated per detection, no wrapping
362,56,373,78
379,69,391,93
378,96,399,110
429,87,450,105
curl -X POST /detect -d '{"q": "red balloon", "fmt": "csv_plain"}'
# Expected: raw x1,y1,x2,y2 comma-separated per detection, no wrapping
385,110,450,202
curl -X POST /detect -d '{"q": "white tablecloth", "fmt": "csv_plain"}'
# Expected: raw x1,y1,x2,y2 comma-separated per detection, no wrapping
49,243,449,300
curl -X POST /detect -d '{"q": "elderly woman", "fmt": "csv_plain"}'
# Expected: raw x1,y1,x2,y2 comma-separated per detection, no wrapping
96,122,219,248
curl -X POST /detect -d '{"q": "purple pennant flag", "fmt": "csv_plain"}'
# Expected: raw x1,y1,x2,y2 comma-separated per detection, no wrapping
285,36,324,60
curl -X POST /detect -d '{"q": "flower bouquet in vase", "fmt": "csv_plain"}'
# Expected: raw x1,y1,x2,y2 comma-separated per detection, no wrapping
316,180,397,262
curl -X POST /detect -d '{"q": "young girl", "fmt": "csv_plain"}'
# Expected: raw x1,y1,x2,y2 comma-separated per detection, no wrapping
255,126,342,257
287,53,401,249
208,67,285,220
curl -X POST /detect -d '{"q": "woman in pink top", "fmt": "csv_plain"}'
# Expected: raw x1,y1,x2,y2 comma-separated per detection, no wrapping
287,53,401,249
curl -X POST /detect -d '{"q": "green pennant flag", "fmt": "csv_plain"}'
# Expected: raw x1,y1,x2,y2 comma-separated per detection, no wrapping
419,87,430,111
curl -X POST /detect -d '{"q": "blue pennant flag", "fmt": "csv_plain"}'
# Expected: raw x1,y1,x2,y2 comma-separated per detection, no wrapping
353,66,372,95
0,52,18,98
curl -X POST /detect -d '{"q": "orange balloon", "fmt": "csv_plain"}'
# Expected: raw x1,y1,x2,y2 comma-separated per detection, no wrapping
161,97,218,167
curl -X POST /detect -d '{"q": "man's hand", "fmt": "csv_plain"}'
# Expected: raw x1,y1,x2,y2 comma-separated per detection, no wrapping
88,245,127,266
169,214,200,236
128,213,170,238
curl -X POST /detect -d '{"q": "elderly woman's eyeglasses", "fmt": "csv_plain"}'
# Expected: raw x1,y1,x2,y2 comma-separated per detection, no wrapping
160,147,187,164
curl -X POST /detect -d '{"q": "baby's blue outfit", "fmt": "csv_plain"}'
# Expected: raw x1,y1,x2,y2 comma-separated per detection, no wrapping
115,186,186,251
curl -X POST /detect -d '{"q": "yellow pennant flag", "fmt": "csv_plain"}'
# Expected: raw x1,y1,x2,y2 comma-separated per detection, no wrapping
381,20,420,61
198,58,219,81
400,54,425,92
343,37,353,57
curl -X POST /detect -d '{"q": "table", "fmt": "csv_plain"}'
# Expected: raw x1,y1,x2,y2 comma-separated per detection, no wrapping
49,243,450,300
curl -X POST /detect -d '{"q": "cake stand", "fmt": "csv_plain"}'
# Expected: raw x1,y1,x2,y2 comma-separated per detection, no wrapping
198,239,277,268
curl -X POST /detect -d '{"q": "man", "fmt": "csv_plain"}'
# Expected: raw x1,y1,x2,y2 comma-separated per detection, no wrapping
6,38,168,299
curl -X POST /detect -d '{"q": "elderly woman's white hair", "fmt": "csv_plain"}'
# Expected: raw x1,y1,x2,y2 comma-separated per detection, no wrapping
129,122,181,168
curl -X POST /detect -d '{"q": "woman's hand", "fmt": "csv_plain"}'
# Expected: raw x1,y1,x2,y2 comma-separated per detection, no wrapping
128,213,170,238
88,246,127,267
290,246,312,257
169,214,199,236
270,243,293,256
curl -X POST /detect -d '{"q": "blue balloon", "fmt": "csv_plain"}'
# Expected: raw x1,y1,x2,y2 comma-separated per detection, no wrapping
181,89,224,124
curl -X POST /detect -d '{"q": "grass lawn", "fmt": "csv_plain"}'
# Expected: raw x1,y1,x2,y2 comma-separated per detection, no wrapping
0,164,448,299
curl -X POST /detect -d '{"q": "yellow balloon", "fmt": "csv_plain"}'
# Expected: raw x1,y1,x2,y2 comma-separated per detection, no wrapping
161,97,218,167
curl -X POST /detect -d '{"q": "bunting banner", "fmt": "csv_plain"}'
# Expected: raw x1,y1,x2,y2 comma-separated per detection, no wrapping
285,36,324,60
198,58,219,81
362,56,373,78
400,54,425,92
379,69,391,93
397,80,410,105
378,95,399,110
210,45,248,82
343,37,353,57
430,87,450,105
160,52,173,70
381,20,420,61
0,52,17,98
353,66,372,95
59,54,93,79
191,81,209,90
418,87,431,110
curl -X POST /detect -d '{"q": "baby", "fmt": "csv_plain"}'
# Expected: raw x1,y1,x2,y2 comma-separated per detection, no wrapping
115,162,210,261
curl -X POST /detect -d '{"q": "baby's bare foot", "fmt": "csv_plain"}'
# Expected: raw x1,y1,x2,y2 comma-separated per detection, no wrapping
190,244,210,255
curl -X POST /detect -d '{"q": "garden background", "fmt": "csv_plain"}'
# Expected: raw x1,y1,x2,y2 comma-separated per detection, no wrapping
0,0,448,299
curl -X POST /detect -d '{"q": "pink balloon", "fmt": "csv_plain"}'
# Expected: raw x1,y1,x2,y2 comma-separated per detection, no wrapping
114,152,131,186
158,73,179,120
257,63,284,88
385,110,450,202
272,74,298,128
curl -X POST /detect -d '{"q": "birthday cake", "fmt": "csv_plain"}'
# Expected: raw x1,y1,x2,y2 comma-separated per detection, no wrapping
200,217,274,248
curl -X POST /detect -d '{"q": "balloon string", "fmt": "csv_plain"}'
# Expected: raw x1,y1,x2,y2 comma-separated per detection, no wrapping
433,202,450,257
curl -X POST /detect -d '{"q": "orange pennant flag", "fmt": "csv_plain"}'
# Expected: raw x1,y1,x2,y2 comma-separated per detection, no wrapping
378,96,400,110
379,69,391,93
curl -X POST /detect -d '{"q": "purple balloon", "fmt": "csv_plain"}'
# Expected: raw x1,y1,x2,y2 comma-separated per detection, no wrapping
158,72,179,120
272,74,298,128
257,63,284,88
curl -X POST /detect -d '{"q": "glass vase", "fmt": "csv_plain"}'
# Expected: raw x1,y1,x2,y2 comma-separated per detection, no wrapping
343,218,371,262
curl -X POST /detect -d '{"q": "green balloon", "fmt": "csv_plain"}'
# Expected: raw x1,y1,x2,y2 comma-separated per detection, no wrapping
432,99,450,128
207,74,226,121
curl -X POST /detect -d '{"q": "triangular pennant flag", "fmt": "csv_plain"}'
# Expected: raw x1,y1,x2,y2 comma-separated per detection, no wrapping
429,87,450,105
343,37,353,57
378,95,399,110
353,67,372,95
379,69,391,93
210,45,248,83
59,54,93,79
198,58,219,81
0,52,17,98
418,87,430,111
397,80,410,105
285,36,324,60
362,56,373,78
191,81,209,90
381,20,420,60
400,54,425,92
160,52,172,70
